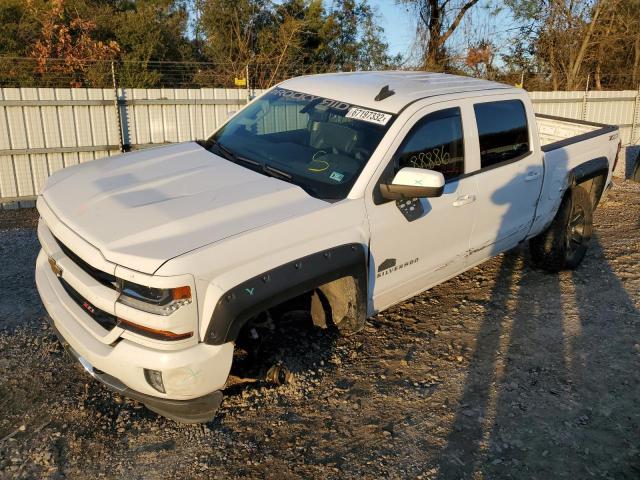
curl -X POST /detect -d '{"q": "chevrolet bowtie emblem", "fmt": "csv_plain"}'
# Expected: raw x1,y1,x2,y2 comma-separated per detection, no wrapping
48,256,63,277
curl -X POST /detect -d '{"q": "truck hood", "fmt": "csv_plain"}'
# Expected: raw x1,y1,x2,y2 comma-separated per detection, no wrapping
42,142,328,274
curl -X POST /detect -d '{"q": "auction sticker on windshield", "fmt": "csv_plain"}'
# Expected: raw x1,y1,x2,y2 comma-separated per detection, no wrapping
345,107,392,126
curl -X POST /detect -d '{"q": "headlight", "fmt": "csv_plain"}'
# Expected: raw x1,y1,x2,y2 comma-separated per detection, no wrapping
117,280,192,316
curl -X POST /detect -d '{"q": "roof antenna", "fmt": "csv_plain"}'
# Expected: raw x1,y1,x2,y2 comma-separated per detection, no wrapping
375,85,395,101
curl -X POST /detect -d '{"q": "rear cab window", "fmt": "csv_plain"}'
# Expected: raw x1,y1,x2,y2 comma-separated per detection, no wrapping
474,99,530,169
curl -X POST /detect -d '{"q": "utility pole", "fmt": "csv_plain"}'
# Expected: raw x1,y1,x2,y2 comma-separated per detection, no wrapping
581,73,591,121
111,61,125,153
631,83,640,146
246,64,251,103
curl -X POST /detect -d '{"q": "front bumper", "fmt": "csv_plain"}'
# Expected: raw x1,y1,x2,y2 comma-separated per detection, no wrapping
47,318,222,423
35,249,234,423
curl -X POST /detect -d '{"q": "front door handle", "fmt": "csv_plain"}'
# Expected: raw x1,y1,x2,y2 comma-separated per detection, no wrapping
525,171,541,182
453,194,476,207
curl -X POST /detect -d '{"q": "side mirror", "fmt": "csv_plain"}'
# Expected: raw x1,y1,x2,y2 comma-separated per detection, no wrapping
380,167,445,200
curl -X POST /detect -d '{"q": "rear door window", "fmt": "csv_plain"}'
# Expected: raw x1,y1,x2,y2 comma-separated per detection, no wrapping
474,100,530,169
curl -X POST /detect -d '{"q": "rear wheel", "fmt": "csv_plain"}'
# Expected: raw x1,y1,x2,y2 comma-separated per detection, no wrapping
632,151,640,182
529,186,593,272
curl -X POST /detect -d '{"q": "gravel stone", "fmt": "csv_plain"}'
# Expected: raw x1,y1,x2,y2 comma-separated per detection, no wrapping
0,180,638,479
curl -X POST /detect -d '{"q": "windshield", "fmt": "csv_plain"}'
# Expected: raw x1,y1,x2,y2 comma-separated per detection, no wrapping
204,87,395,200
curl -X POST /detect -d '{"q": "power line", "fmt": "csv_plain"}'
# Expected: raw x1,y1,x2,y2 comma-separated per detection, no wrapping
0,56,637,90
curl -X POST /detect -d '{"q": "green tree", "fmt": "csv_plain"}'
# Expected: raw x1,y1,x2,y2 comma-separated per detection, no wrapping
0,0,195,87
358,3,402,70
195,0,273,85
324,0,398,71
0,0,41,85
194,0,397,88
90,0,195,87
0,0,399,88
0,0,38,57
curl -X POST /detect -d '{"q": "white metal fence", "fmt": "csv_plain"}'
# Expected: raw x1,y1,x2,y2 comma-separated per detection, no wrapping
1,87,639,204
0,87,252,203
529,90,640,146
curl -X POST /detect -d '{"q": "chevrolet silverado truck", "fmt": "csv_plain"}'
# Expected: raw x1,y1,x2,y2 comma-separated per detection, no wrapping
35,72,621,423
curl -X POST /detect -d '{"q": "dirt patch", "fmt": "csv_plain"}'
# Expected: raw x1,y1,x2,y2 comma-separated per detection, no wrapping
0,180,638,479
0,229,43,332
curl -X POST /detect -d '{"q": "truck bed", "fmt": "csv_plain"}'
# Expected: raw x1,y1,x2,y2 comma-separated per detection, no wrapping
528,114,620,239
536,114,617,151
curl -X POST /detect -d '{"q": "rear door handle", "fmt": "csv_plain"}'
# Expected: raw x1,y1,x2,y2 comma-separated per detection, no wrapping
452,194,476,207
525,172,541,182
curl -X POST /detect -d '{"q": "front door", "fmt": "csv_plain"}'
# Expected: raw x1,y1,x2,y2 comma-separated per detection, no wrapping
366,105,478,311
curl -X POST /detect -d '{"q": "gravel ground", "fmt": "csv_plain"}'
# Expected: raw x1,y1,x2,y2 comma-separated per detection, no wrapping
0,181,638,480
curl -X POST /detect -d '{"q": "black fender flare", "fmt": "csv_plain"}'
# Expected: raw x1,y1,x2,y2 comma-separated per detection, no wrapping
567,156,609,207
569,156,609,186
204,243,368,345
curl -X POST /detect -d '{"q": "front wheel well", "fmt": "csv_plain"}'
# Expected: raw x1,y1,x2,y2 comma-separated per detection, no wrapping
309,275,367,334
204,243,368,345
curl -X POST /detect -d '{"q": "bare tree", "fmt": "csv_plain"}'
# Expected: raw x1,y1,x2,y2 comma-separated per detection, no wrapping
567,0,603,89
506,0,611,90
399,0,480,70
535,0,604,90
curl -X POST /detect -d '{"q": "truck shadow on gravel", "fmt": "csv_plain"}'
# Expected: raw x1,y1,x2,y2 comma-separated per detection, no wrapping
438,236,639,479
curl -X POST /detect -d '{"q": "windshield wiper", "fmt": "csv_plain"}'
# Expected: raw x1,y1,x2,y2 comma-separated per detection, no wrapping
263,164,292,181
206,139,293,183
207,139,263,170
206,139,237,162
234,156,261,168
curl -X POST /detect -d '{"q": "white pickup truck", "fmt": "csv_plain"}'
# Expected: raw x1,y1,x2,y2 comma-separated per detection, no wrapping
35,72,621,422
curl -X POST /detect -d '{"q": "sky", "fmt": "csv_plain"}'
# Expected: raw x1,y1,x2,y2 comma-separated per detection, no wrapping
368,0,418,59
365,1,519,63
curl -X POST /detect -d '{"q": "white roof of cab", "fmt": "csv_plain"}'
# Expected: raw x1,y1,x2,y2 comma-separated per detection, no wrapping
278,71,518,114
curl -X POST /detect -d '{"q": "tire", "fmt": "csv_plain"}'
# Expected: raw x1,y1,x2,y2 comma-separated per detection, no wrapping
633,152,640,182
529,186,593,272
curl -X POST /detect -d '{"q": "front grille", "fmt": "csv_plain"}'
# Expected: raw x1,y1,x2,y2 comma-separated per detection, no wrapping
54,236,117,289
59,277,119,331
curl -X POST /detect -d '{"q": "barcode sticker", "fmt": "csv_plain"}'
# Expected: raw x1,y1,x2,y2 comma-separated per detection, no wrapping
345,107,392,126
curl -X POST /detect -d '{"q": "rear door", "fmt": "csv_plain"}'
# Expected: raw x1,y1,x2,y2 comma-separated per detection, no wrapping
467,98,544,264
366,103,478,311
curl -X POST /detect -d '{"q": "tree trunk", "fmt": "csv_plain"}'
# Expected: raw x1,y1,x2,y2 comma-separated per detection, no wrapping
634,35,640,87
549,40,559,91
567,0,603,90
420,0,479,71
595,8,616,91
423,0,443,70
